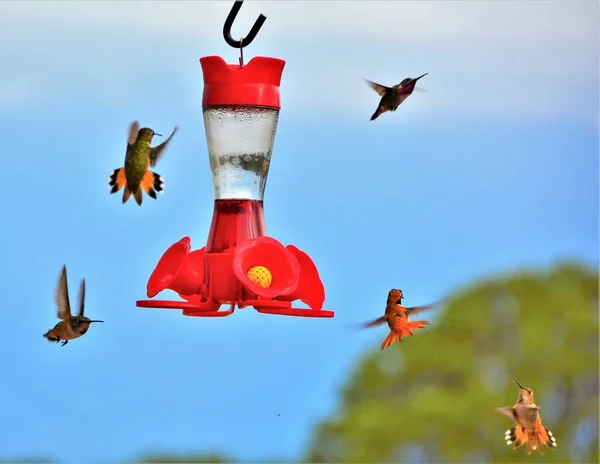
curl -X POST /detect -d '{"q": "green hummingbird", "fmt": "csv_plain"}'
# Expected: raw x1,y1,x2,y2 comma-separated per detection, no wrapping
43,265,103,347
365,73,428,121
108,120,178,206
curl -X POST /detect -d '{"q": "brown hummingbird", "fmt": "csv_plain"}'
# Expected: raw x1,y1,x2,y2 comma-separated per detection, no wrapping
496,379,557,455
365,73,428,121
108,120,178,206
358,289,437,350
43,265,103,347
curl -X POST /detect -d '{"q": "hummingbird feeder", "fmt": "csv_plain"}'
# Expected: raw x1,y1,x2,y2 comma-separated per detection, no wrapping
136,1,334,318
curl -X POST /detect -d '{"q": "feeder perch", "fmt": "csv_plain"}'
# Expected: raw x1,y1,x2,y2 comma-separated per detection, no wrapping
136,3,334,318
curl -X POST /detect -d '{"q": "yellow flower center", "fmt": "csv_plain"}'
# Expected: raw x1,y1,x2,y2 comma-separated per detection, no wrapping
247,266,272,288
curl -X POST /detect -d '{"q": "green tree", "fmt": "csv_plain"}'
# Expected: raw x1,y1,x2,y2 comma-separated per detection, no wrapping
306,262,599,463
133,453,233,463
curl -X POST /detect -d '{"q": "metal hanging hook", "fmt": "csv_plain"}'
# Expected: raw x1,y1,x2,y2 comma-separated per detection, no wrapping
223,1,267,59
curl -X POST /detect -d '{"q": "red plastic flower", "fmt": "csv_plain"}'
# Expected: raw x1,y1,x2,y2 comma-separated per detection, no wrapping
233,236,300,299
146,237,208,301
277,245,326,310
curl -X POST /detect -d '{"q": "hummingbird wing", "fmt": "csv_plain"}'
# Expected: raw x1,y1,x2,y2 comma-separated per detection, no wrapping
358,315,387,329
127,121,140,146
150,126,178,167
405,303,437,316
364,79,390,97
495,407,518,423
55,265,72,320
405,298,448,316
77,278,86,317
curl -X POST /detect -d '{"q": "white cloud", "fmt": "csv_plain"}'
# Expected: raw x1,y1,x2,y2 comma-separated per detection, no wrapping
0,1,597,124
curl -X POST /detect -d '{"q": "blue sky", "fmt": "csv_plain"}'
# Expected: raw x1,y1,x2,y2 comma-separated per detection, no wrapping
0,1,598,462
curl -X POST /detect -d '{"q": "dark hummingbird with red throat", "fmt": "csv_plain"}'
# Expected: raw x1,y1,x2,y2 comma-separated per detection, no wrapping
496,379,557,455
365,73,428,121
358,289,437,350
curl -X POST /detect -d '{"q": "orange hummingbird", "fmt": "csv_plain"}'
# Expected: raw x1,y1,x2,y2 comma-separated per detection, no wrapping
359,289,437,350
496,379,557,455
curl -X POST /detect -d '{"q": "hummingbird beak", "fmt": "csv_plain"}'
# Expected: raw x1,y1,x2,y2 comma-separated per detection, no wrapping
89,320,104,323
413,73,428,83
154,133,163,137
513,378,525,389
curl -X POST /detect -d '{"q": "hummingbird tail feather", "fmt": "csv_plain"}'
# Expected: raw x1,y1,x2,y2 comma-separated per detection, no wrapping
43,330,59,343
394,319,430,340
370,108,382,121
108,168,127,194
140,169,164,201
380,320,430,350
122,185,133,204
405,319,429,332
380,331,398,350
505,425,527,450
133,188,143,206
533,424,556,454
527,434,539,455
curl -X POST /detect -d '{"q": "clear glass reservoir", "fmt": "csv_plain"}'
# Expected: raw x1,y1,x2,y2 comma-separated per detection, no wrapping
203,105,279,201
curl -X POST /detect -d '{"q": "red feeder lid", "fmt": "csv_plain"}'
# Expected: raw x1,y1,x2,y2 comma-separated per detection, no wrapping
200,55,285,109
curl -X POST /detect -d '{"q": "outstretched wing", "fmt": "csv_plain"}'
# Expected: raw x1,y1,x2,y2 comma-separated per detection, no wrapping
364,79,390,97
150,126,178,167
406,298,447,316
77,278,86,317
405,304,436,316
55,265,71,320
127,121,140,146
496,407,518,423
358,315,387,329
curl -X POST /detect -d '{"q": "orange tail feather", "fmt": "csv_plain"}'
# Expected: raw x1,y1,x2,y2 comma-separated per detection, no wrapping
395,319,429,339
140,169,164,200
505,423,556,455
505,425,528,450
380,319,430,351
380,331,398,350
534,420,557,454
108,167,127,194
526,433,539,455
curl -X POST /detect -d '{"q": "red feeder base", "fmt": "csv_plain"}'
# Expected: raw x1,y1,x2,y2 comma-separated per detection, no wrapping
136,298,334,318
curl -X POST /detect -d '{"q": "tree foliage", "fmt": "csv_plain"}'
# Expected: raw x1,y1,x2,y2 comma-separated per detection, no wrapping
134,453,233,463
306,262,599,463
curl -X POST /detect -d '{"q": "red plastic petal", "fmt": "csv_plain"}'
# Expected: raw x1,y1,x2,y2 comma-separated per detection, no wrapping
278,245,325,310
233,236,300,298
147,237,191,298
177,248,208,300
146,238,208,300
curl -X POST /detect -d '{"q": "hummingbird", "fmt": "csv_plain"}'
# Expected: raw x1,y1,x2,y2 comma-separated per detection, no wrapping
108,120,178,206
365,73,428,121
358,289,437,350
43,265,104,347
496,379,557,455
